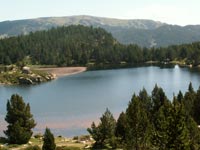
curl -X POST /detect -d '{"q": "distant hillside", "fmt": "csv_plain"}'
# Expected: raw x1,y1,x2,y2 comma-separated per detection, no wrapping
1,15,200,47
1,25,200,67
0,25,121,65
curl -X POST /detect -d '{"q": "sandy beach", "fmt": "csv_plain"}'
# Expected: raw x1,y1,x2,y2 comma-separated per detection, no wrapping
36,67,87,78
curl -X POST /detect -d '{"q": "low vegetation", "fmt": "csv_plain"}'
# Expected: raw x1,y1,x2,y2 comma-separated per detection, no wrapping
0,136,92,150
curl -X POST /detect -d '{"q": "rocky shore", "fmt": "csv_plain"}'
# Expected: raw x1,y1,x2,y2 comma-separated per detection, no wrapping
0,66,86,85
0,66,56,85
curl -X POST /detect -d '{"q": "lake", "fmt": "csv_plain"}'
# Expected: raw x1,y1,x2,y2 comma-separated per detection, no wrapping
1,65,200,137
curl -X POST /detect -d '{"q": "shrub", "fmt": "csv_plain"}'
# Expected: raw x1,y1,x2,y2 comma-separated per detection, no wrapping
24,145,41,150
42,128,56,150
56,146,81,150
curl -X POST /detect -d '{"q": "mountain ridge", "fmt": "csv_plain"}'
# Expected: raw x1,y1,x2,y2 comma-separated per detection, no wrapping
1,15,200,47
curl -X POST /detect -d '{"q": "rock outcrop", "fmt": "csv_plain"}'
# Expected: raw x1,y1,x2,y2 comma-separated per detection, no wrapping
0,65,56,85
18,73,55,85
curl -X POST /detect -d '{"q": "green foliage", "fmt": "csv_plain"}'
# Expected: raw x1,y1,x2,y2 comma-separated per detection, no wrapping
1,24,200,67
185,116,200,150
0,147,8,150
56,146,81,150
115,112,127,143
125,94,151,150
24,145,41,150
177,91,184,103
138,88,152,116
88,83,200,149
4,94,36,144
0,137,8,144
151,84,168,117
42,128,56,150
152,99,190,150
34,133,43,139
0,65,52,85
0,25,118,66
183,83,196,116
193,87,200,124
87,108,116,149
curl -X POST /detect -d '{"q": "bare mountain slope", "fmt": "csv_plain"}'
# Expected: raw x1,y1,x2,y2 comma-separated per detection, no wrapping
0,15,200,47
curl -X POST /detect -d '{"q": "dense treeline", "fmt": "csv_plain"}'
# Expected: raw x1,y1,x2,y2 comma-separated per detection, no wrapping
88,83,200,149
0,25,117,66
0,25,200,66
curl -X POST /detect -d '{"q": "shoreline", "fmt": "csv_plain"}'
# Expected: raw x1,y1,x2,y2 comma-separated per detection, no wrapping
35,67,87,78
0,63,194,85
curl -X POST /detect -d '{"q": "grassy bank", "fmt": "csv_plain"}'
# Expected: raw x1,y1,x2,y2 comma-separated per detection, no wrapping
0,135,94,150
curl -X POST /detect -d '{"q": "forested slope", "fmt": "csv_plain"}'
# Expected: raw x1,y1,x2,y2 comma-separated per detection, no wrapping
0,25,200,67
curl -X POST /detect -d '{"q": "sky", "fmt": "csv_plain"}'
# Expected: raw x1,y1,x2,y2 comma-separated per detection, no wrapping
0,0,200,26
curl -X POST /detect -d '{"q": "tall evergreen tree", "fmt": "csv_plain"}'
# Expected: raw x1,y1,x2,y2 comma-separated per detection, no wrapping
87,85,200,149
185,114,200,149
183,82,196,116
138,88,152,117
115,111,127,146
151,101,170,149
169,99,190,150
4,94,36,144
87,108,116,148
193,87,200,124
126,94,151,150
177,90,184,103
42,128,56,150
152,99,190,150
151,84,168,115
188,82,194,93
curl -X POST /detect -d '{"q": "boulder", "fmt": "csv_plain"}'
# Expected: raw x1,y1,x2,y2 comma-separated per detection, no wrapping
18,77,33,85
22,66,31,74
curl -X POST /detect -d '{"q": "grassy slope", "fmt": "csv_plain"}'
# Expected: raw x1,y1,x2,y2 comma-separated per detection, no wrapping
0,136,93,150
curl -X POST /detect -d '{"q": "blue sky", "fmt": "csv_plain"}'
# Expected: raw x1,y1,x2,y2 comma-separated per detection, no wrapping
0,0,200,25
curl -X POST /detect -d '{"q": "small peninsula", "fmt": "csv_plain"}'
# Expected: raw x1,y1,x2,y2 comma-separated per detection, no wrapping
0,65,55,85
0,65,86,85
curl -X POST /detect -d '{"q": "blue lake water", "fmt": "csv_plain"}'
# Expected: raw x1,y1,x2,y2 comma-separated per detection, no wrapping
1,65,200,137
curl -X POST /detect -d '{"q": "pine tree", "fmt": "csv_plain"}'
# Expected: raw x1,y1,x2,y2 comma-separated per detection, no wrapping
138,88,152,116
188,82,194,93
193,87,200,124
4,94,36,144
115,111,127,146
42,128,56,150
152,98,190,150
177,91,183,103
126,94,151,150
168,99,190,150
183,83,196,116
151,102,170,150
185,115,200,149
87,108,116,148
151,84,168,115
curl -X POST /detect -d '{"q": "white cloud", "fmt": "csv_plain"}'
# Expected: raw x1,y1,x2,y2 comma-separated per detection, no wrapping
122,4,199,26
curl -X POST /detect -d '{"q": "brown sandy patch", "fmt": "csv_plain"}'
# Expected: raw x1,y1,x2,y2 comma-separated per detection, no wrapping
36,67,87,78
